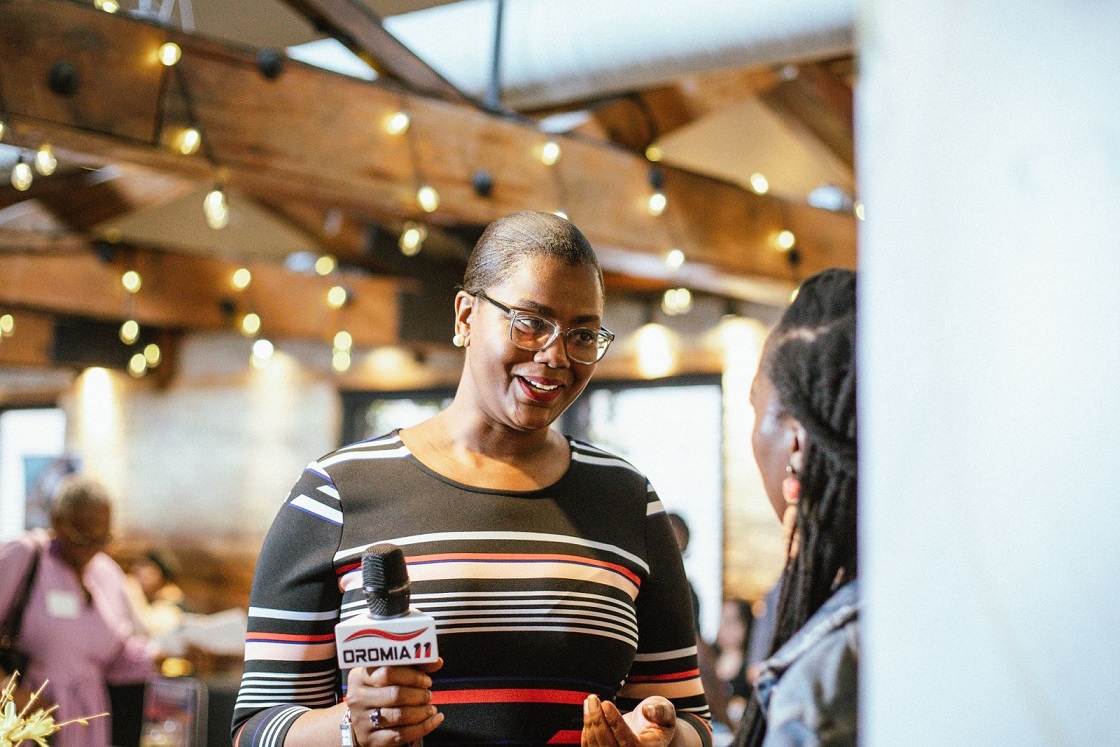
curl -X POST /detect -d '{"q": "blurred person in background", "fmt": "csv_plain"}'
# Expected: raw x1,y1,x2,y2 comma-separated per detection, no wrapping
0,476,156,747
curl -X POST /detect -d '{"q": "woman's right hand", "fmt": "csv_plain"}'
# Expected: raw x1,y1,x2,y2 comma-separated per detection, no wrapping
345,659,445,746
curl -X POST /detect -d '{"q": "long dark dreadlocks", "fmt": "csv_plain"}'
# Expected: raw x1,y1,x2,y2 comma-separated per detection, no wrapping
737,269,858,747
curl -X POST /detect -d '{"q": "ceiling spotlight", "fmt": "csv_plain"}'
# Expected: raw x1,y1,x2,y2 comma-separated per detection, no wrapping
399,222,427,256
251,338,275,367
416,185,439,213
34,144,57,176
11,159,33,191
385,111,410,135
540,141,561,166
665,248,685,270
158,42,181,67
204,186,230,229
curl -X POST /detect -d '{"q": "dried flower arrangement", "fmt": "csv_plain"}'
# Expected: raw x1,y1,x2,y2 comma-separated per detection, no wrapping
1,672,106,747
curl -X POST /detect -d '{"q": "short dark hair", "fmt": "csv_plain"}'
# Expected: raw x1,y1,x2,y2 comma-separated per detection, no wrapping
50,476,111,522
461,211,603,295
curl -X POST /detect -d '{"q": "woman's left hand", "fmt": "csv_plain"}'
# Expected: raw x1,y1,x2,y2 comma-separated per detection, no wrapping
582,694,677,747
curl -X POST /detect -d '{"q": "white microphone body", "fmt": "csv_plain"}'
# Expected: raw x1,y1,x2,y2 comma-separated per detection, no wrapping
335,608,439,668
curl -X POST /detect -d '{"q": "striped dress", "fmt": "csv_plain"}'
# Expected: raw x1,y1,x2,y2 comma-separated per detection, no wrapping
232,432,711,746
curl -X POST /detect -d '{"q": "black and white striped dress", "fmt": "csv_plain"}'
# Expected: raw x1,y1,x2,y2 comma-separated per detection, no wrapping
233,432,711,747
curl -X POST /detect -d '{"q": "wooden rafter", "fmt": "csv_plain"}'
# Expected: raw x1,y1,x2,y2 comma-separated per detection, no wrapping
0,0,855,307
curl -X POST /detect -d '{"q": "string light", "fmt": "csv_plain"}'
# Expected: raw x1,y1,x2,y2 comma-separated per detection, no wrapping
326,285,350,309
385,111,410,135
398,222,426,256
314,255,337,275
120,319,140,345
204,185,230,229
158,42,181,67
749,173,769,194
665,248,685,271
645,145,662,162
121,270,142,293
34,145,57,176
775,230,796,252
661,287,693,316
128,353,148,378
144,343,161,366
11,158,32,191
416,185,439,213
332,350,351,372
176,128,200,155
240,312,261,336
540,141,561,166
231,267,252,289
635,323,679,379
94,0,120,12
251,338,274,367
333,330,352,351
0,313,14,337
647,191,667,216
854,202,866,221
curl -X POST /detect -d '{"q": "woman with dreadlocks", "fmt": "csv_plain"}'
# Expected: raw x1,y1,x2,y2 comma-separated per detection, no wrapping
736,268,858,746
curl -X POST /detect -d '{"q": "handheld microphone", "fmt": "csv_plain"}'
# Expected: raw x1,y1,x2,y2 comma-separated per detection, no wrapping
335,543,439,669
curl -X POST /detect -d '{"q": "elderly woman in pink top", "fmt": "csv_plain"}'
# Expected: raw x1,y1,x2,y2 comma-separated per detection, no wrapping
0,476,155,746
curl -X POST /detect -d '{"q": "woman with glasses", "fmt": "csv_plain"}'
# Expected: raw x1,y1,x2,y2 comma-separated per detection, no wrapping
234,212,712,747
0,476,156,746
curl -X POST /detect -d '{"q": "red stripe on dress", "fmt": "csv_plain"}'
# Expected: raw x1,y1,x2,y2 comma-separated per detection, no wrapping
245,632,336,643
409,552,642,585
547,730,583,744
430,688,590,705
625,668,701,682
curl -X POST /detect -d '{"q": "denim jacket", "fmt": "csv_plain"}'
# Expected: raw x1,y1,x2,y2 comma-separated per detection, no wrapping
754,579,859,747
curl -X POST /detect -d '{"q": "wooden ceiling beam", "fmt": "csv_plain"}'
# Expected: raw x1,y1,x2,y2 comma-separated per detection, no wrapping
0,234,402,348
0,0,855,304
759,63,855,170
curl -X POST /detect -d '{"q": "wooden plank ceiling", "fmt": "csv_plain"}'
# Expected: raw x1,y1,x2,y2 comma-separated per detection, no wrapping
0,0,857,366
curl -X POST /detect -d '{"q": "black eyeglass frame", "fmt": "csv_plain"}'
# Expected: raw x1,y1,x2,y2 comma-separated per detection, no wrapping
474,292,615,364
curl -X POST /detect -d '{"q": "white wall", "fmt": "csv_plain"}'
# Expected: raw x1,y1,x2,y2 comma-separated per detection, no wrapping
859,1,1120,743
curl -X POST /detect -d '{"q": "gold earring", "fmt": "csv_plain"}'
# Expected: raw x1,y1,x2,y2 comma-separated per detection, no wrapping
452,333,465,347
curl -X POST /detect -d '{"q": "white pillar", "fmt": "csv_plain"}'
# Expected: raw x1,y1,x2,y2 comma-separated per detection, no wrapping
857,2,1120,744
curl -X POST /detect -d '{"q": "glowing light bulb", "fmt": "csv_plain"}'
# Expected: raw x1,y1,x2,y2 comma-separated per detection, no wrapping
94,0,120,12
661,287,693,316
204,186,230,229
128,353,148,377
399,222,426,256
665,248,685,270
385,111,410,135
647,191,667,216
11,161,32,191
635,323,678,379
177,128,200,155
240,312,261,336
854,202,866,221
333,330,352,351
314,255,336,275
326,285,349,309
645,145,662,162
144,343,161,366
251,338,274,367
34,145,56,176
416,185,439,213
232,267,252,290
158,42,181,66
776,230,796,252
121,270,142,293
120,319,140,345
332,350,351,373
0,313,14,336
749,173,769,194
540,141,561,166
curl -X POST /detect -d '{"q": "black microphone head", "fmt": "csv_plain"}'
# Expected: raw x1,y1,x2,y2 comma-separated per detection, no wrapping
362,543,411,617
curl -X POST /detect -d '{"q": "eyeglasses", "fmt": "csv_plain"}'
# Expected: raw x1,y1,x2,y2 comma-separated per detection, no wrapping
59,520,113,549
475,292,615,364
